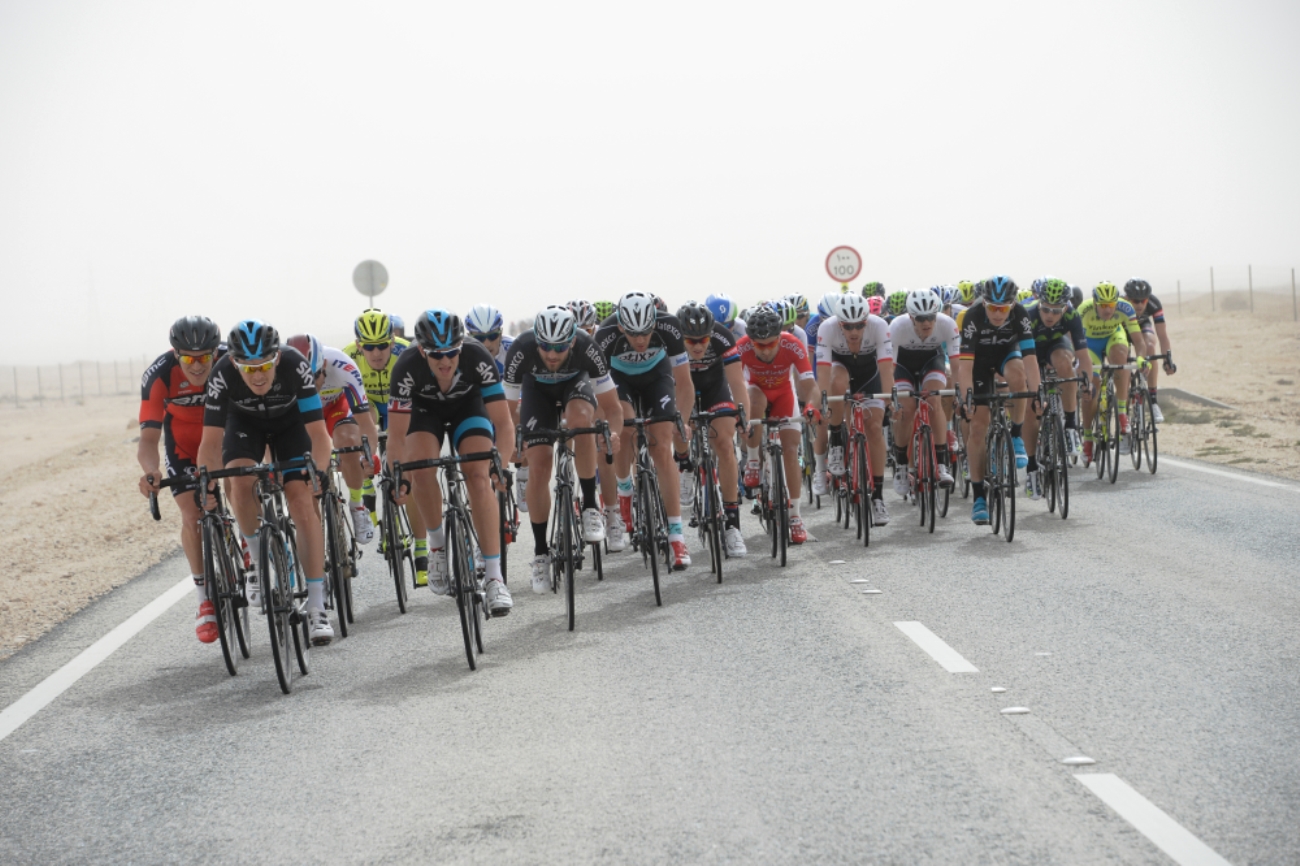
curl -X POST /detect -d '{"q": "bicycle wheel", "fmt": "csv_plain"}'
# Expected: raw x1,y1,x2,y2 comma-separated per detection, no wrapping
637,471,662,606
321,493,347,640
1054,416,1071,520
285,526,311,674
1001,430,1017,543
919,427,936,533
1107,389,1121,484
1129,396,1145,471
557,487,577,632
382,494,408,614
987,431,1003,536
223,524,251,658
447,511,478,670
701,455,723,581
260,528,296,695
855,436,871,548
1147,393,1159,474
1042,417,1058,515
202,517,239,676
497,490,510,583
770,447,787,567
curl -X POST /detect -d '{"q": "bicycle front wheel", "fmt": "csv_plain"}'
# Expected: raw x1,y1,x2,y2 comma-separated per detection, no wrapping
260,528,296,695
382,495,408,614
1130,397,1145,471
558,487,577,632
919,427,936,533
1054,417,1071,520
321,493,347,640
987,432,1004,536
855,436,871,548
203,517,239,676
1001,430,1017,543
1147,393,1159,474
447,511,479,670
637,472,662,606
1107,391,1121,484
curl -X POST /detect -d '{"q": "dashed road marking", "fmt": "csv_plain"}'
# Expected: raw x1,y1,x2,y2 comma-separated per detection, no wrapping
1076,774,1232,866
893,621,978,673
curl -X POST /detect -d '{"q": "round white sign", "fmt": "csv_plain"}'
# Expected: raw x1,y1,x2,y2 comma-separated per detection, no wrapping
352,260,389,298
825,246,862,284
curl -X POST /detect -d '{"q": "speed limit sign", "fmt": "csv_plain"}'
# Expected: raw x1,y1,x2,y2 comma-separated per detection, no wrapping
825,246,862,285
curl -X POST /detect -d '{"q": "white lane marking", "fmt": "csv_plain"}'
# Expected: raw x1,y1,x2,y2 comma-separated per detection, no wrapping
1161,457,1299,493
893,622,978,673
0,577,191,744
1076,774,1232,866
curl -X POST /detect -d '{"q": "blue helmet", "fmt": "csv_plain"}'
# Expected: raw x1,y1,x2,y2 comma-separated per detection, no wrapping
228,319,279,362
985,275,1019,305
704,293,737,325
415,309,464,350
939,285,958,307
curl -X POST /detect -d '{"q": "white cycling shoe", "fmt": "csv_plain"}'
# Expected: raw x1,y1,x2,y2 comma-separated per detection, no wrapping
679,472,695,508
429,549,452,596
827,445,845,476
530,554,551,594
485,578,512,615
350,503,375,544
581,508,606,544
724,526,747,557
604,508,628,552
516,466,529,513
871,498,890,526
307,609,334,646
892,466,908,498
937,464,955,489
811,471,829,497
1151,404,1164,424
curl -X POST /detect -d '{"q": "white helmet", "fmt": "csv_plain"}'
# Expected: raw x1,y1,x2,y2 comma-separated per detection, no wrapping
834,293,868,325
466,304,504,337
617,292,658,335
534,305,577,345
906,289,942,318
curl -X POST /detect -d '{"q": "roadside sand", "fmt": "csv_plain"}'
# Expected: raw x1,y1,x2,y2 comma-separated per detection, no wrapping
0,307,1296,661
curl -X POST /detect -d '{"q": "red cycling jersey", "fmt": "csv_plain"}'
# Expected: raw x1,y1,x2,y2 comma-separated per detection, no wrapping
139,350,216,456
736,333,814,418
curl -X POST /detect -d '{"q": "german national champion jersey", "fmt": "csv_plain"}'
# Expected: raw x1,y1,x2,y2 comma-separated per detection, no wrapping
389,340,505,411
594,315,690,377
502,330,615,400
203,347,323,425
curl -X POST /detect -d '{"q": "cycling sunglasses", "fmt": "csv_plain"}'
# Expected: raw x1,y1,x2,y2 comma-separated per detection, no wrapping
986,302,1013,314
472,330,503,341
178,352,214,366
841,321,866,331
421,344,462,360
1097,302,1117,311
236,353,278,374
360,341,392,352
752,338,780,350
1039,304,1067,315
912,315,937,324
683,335,711,345
538,340,573,353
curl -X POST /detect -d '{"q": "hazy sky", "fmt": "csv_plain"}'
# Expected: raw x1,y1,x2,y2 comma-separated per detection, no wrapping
2,0,1298,362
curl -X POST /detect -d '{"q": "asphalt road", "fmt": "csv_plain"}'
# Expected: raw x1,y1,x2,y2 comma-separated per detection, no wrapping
1,456,1296,865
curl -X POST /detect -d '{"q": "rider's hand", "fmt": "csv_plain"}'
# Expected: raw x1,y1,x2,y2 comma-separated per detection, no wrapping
139,473,161,497
804,404,822,424
201,483,219,511
1163,358,1177,375
607,430,621,455
369,454,381,478
1137,356,1150,372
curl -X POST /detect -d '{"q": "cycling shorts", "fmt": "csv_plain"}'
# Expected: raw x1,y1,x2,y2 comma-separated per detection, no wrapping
221,412,312,482
893,352,948,393
519,373,599,448
406,393,494,452
322,394,356,437
1086,328,1128,370
163,421,199,496
1034,336,1074,366
752,383,801,431
614,359,678,423
970,343,1023,402
694,377,736,415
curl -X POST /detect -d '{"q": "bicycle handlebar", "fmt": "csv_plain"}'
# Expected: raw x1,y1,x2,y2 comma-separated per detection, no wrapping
516,420,614,464
146,474,185,521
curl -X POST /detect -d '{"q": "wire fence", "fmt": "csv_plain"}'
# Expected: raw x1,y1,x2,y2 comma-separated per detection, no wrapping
2,357,156,405
1167,266,1298,320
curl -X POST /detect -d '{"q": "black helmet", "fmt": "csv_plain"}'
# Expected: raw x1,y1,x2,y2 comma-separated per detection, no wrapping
746,306,783,341
1123,278,1152,302
675,302,714,338
227,320,280,362
169,315,221,354
1070,284,1084,308
650,294,669,315
414,309,465,351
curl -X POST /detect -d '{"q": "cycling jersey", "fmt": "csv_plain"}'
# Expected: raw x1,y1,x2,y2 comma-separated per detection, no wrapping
502,330,615,400
317,346,370,412
1075,299,1141,340
815,315,893,367
140,348,226,444
686,322,741,390
736,332,813,421
956,301,1036,398
889,314,958,391
478,334,515,374
343,336,410,428
805,313,825,347
1132,295,1165,329
390,340,505,409
594,315,689,377
203,348,322,425
729,318,748,340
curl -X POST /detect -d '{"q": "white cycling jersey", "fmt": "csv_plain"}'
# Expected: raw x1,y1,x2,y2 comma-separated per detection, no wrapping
318,346,369,409
815,315,893,365
888,313,960,358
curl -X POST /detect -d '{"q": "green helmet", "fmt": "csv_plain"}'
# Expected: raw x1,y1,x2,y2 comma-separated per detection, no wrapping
957,280,976,304
861,281,885,298
1093,281,1120,304
1041,278,1069,306
593,300,616,322
886,290,909,317
769,298,797,328
1017,288,1035,302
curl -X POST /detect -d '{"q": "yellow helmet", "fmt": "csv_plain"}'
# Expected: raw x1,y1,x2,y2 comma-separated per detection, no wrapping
957,280,975,304
1092,281,1119,304
354,308,393,343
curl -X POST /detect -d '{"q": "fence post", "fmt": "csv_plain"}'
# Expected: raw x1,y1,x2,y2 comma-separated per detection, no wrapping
1293,267,1297,323
1210,267,1215,312
12,367,18,406
37,367,43,405
97,361,102,396
58,364,64,401
1248,264,1253,313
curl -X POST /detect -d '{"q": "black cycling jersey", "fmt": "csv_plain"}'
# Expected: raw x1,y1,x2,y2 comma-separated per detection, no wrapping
594,315,689,379
502,330,613,399
203,348,323,426
685,322,741,392
1027,301,1086,350
957,300,1036,359
389,340,505,410
1134,294,1166,328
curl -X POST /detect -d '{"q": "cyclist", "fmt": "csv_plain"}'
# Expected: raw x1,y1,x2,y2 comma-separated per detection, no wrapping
1123,278,1177,423
738,306,818,542
504,305,623,588
883,290,910,323
1021,279,1091,496
706,292,747,340
785,294,812,333
676,301,749,556
569,299,600,336
1077,281,1146,463
387,310,515,615
954,276,1041,525
805,292,839,347
862,281,886,299
595,293,696,569
345,309,430,584
390,314,407,340
285,334,379,544
955,280,977,314
198,320,336,645
809,293,895,525
889,290,958,490
139,315,225,643
594,300,617,324
466,304,515,374
770,298,810,352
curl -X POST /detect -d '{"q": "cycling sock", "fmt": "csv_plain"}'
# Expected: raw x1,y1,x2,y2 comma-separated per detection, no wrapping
789,499,801,519
1065,410,1077,428
936,445,949,465
349,486,363,503
1010,422,1023,439
724,501,740,529
1150,388,1158,403
973,481,986,499
747,446,760,463
484,554,502,581
427,526,444,550
579,476,598,511
616,475,634,495
306,578,326,610
893,445,908,466
873,476,884,500
1118,400,1128,413
815,452,827,473
1026,455,1038,472
243,533,261,572
192,575,206,603
532,521,549,556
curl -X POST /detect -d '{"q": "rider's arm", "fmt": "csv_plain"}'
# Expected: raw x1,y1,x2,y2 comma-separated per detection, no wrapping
1154,320,1172,355
386,409,410,467
672,363,695,423
355,407,380,471
487,400,514,465
725,361,750,421
306,419,332,476
877,358,895,394
198,425,224,475
137,427,163,480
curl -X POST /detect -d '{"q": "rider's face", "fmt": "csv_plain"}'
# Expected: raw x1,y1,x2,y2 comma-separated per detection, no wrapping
684,336,710,361
237,356,278,395
753,338,780,363
361,342,393,371
985,303,1012,326
625,332,653,353
540,344,571,371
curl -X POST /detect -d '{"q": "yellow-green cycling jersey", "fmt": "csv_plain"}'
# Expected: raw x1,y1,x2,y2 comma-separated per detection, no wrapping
1076,299,1140,368
343,336,410,429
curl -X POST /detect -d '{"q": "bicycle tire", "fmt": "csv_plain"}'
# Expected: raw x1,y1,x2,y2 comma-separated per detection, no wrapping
987,429,1003,536
1054,415,1071,520
261,527,295,695
771,445,787,567
382,494,408,614
637,469,662,606
700,453,723,581
920,427,936,533
224,525,251,659
497,490,510,583
285,525,310,674
558,486,576,632
321,492,347,640
1107,388,1121,484
1043,415,1059,515
855,435,871,548
1002,429,1017,543
1130,396,1144,471
448,511,478,670
203,518,239,676
1147,392,1159,474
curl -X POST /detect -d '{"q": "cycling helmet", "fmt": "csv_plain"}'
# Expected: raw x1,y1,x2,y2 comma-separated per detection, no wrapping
285,334,324,375
228,320,280,362
465,304,504,337
676,302,715,338
906,289,942,319
818,291,839,318
939,285,959,307
415,309,464,351
568,299,597,330
957,280,976,304
785,293,810,319
649,294,669,315
746,305,784,341
769,298,797,328
354,308,392,343
1093,281,1120,304
985,275,1019,305
169,315,221,354
866,296,885,316
1017,288,1036,302
1041,279,1069,306
390,314,405,338
534,305,577,345
1070,284,1084,308
1030,277,1047,297
704,293,737,324
885,290,909,317
836,293,869,325
617,292,658,335
593,300,616,322
1123,278,1152,302
861,281,885,298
